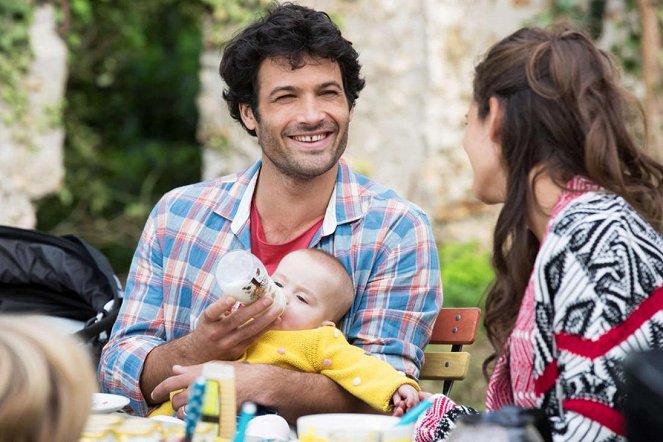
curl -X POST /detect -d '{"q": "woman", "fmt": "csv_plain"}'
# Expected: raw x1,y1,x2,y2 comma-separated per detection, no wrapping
417,25,663,441
0,316,97,442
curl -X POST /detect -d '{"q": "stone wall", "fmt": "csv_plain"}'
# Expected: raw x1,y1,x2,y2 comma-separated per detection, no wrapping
199,0,548,245
0,4,67,228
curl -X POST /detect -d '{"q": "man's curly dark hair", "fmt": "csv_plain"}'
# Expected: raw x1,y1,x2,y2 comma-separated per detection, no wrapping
219,2,366,136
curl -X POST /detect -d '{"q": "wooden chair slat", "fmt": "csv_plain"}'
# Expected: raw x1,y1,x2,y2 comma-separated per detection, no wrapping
419,351,471,381
429,307,481,345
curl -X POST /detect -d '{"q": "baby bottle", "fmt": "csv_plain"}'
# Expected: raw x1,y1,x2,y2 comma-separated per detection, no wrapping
215,249,286,315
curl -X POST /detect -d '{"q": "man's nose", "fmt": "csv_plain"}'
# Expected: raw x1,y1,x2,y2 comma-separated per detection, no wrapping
296,96,325,125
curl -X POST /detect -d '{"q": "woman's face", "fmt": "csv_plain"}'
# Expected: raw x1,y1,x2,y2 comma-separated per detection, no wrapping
462,101,507,204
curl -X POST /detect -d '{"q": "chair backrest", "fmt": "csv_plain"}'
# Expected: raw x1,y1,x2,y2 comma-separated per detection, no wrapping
420,307,481,395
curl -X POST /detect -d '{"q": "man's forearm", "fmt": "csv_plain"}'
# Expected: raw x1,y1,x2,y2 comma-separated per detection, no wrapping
236,364,377,424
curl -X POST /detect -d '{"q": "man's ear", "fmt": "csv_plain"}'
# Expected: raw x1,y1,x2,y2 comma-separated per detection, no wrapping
239,103,257,132
487,96,504,143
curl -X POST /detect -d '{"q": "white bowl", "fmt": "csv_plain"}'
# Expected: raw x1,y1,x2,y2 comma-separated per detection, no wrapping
297,413,413,442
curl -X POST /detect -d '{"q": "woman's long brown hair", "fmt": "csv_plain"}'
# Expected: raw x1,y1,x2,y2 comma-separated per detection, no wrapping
473,26,663,378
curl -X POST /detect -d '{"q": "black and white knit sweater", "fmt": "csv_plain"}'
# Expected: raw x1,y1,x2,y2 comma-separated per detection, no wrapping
416,188,663,442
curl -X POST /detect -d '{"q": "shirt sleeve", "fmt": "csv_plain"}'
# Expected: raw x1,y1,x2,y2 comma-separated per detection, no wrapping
345,206,443,379
98,201,171,416
314,327,420,412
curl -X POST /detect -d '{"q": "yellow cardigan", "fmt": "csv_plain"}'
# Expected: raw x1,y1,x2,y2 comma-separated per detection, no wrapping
238,326,419,412
151,326,419,416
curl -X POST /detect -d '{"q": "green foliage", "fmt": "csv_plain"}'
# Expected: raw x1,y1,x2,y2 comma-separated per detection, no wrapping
532,0,607,39
0,0,33,135
439,242,493,308
202,0,272,48
534,0,663,79
37,0,206,275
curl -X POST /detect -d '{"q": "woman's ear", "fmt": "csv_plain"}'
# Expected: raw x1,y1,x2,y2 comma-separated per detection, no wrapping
239,103,257,132
487,96,504,143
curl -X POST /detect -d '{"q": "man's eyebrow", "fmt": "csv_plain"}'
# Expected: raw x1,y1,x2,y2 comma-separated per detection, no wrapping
320,81,342,89
268,85,297,98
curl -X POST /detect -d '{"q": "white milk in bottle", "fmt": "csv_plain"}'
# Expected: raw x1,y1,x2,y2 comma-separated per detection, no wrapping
215,249,286,315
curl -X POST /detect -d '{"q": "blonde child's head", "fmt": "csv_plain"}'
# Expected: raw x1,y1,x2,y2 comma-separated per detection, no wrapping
0,315,97,442
272,248,355,330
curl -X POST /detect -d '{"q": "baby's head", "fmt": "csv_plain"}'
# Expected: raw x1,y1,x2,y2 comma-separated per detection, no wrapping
271,248,354,331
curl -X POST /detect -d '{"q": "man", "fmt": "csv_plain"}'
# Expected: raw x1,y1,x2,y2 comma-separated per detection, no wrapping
99,3,442,423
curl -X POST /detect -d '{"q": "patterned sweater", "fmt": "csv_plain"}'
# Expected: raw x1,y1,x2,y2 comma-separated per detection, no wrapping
417,181,663,441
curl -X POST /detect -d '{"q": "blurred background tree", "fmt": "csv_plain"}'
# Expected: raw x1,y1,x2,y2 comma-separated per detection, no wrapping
36,0,206,272
536,0,663,161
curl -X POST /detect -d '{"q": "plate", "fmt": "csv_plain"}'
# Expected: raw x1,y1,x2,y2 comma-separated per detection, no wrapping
92,393,130,413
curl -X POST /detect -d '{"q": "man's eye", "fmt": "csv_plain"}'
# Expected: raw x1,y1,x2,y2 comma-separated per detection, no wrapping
297,295,309,304
275,94,295,101
322,90,339,96
274,281,284,288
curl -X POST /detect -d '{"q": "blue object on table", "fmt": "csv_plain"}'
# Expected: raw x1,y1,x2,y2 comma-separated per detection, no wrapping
233,401,258,442
396,396,435,427
184,376,207,442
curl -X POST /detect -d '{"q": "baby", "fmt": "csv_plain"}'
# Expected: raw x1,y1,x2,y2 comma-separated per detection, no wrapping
245,248,421,414
155,248,420,416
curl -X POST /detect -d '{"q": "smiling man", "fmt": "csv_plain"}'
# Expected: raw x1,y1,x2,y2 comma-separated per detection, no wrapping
99,3,442,423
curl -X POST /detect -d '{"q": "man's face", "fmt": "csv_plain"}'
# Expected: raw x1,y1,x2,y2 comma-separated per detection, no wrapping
239,56,353,181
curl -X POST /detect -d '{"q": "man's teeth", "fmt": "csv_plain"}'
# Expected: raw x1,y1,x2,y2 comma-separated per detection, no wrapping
293,134,326,142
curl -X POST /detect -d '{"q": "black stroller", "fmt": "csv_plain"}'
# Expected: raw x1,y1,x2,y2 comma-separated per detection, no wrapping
0,225,122,361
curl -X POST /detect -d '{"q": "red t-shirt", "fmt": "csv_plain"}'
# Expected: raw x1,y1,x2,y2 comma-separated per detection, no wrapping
250,200,324,275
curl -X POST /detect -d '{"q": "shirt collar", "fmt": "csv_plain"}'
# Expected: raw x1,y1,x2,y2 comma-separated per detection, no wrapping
214,158,366,237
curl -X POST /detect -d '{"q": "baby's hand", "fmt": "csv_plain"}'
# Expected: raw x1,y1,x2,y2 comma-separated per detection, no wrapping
391,384,420,417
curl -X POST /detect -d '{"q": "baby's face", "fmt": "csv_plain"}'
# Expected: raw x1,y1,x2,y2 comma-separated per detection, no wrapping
270,252,336,331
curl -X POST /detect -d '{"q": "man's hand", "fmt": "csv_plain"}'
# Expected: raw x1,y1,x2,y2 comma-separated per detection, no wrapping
140,295,281,405
391,385,421,417
184,295,282,363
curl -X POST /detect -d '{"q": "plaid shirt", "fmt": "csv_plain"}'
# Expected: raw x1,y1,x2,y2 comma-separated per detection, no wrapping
99,159,442,415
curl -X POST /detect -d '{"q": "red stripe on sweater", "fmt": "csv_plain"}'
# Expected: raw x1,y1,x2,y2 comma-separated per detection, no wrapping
563,399,625,436
534,359,558,395
556,285,663,358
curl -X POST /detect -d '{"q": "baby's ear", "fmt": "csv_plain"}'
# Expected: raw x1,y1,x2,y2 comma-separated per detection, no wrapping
321,320,336,327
